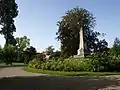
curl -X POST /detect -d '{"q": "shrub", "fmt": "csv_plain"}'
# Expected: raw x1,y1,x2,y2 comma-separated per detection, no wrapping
28,58,91,72
28,51,120,72
89,51,120,72
28,59,42,69
88,51,110,72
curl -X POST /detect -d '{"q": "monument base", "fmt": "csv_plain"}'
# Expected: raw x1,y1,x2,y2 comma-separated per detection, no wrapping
73,55,84,58
77,48,84,58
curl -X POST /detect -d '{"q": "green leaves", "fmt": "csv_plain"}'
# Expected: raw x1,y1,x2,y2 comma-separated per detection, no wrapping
23,46,37,64
56,7,108,57
29,58,90,72
45,45,55,55
0,0,18,45
16,36,30,51
15,36,30,62
110,37,120,57
3,44,17,64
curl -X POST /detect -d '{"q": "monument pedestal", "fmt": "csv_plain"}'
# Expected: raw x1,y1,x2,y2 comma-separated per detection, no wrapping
74,49,84,58
73,55,84,58
77,48,84,57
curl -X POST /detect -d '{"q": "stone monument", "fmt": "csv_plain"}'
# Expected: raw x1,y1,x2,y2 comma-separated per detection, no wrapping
74,26,84,58
77,26,84,57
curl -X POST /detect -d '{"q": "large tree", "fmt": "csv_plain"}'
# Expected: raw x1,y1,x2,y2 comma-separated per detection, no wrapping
16,36,30,61
0,0,18,45
56,7,108,57
23,46,37,64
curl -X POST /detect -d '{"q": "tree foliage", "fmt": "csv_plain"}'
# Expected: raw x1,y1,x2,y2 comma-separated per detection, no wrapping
56,7,108,57
16,36,30,61
3,44,16,64
53,50,61,58
110,37,120,57
45,45,55,55
114,37,120,46
24,46,37,64
0,0,18,45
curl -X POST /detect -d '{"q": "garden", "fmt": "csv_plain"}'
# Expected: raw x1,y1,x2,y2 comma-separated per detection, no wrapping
1,0,120,76
25,46,120,76
24,8,120,76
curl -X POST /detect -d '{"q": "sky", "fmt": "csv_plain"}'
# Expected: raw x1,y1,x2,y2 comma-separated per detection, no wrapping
0,0,120,52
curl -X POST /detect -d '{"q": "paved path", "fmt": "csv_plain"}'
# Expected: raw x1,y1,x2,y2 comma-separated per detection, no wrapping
0,67,45,77
0,67,120,90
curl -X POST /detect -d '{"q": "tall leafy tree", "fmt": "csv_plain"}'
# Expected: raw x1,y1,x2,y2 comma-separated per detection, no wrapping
16,36,30,61
0,0,18,45
0,0,18,64
56,7,108,57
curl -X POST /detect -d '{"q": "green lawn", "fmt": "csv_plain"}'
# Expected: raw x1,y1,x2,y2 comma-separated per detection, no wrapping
0,63,27,68
24,67,120,76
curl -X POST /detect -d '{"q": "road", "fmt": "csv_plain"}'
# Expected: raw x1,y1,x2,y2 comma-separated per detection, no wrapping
0,67,120,90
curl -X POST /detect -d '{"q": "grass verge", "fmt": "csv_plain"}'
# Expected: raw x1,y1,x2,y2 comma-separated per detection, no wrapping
24,67,120,76
0,63,27,68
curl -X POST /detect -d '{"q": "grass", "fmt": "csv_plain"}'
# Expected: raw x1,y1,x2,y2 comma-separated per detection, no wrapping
24,67,120,76
0,63,27,68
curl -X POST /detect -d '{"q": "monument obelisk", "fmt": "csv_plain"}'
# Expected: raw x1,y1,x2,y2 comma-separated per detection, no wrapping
77,26,84,57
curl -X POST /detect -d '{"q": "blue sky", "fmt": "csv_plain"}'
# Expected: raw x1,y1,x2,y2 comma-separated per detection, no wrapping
0,0,120,52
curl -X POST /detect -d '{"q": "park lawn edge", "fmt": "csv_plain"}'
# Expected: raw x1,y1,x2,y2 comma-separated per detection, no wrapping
24,67,120,76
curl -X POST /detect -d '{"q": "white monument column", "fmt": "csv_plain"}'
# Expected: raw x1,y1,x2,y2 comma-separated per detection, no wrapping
77,26,84,57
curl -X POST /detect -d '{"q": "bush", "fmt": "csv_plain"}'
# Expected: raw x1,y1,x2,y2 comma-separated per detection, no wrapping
28,51,120,72
28,58,91,72
88,51,120,72
28,59,42,69
88,51,110,72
